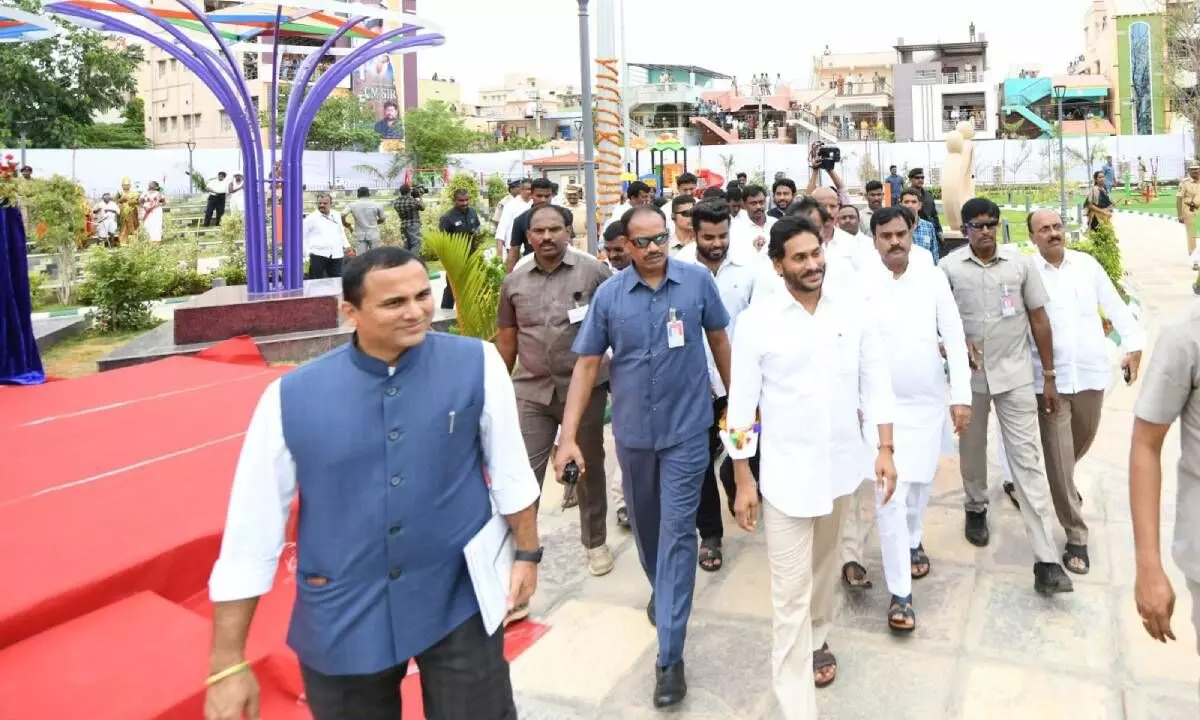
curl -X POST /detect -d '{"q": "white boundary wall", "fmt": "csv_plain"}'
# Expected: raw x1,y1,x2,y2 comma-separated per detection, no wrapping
4,132,1193,198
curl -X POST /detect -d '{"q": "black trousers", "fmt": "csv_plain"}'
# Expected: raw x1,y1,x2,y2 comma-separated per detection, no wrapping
696,396,760,541
203,193,226,226
309,254,344,279
299,613,517,720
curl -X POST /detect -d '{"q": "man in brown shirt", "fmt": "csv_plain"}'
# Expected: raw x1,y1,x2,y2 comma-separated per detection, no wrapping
496,204,616,576
942,197,1073,595
1129,303,1200,654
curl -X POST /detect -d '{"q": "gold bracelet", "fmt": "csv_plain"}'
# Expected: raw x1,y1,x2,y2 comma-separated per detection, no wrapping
205,661,251,687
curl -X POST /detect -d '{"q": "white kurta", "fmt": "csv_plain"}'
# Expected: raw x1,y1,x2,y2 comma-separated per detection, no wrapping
862,257,972,485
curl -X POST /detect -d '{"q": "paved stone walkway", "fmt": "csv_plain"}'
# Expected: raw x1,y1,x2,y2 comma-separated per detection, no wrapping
510,214,1200,719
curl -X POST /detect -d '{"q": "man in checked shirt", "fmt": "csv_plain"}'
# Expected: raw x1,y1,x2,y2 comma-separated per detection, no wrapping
392,184,425,255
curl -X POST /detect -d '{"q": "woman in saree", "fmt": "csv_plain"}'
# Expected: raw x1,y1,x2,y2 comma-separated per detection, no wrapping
141,180,167,243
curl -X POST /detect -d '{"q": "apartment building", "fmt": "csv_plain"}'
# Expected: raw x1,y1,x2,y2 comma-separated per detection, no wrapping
892,35,998,141
474,74,582,139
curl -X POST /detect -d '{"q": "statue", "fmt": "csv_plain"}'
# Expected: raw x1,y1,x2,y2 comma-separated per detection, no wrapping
941,120,977,232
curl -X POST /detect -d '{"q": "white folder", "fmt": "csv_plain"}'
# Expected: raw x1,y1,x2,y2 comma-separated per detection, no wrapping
463,511,515,636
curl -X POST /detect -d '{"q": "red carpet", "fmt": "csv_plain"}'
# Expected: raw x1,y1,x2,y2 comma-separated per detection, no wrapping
0,340,548,719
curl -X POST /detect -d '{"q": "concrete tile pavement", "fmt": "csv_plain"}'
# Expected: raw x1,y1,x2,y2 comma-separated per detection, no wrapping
512,214,1200,719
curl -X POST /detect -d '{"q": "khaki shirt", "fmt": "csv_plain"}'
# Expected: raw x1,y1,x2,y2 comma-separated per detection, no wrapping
1133,304,1200,582
1179,178,1200,218
564,201,589,244
498,250,613,404
942,243,1049,395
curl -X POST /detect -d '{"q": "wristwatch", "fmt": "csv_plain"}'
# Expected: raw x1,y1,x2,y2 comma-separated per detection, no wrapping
514,547,544,564
1043,369,1057,379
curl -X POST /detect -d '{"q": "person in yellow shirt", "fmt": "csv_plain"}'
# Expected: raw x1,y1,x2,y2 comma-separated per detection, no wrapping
1176,161,1200,270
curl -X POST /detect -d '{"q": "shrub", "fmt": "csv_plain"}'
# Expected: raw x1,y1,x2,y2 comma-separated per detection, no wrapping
215,212,247,285
485,173,508,210
21,176,88,304
1070,220,1125,299
441,171,480,207
80,240,168,331
27,271,49,308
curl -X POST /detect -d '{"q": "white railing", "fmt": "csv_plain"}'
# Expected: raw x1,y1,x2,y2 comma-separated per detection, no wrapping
942,71,982,84
943,114,987,131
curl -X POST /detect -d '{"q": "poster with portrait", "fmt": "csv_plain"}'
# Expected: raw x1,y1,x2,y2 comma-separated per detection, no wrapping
350,0,404,148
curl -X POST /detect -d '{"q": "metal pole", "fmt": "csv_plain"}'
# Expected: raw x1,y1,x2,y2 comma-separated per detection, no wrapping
618,0,629,166
578,0,599,254
758,77,765,175
18,130,27,170
1084,109,1092,179
1057,92,1067,224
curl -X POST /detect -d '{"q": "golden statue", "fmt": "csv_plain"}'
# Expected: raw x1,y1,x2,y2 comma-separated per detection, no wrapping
116,177,140,245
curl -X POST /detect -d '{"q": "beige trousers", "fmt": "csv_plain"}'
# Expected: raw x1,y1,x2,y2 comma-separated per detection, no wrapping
840,481,875,567
765,494,849,720
1036,389,1104,546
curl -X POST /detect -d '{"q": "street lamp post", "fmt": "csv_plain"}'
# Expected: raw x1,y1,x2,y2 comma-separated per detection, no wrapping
1083,108,1092,179
185,139,196,186
577,0,599,254
1053,84,1068,225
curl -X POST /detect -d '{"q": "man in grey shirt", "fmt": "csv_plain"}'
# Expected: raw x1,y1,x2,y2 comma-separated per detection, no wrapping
347,186,386,255
942,197,1072,594
1129,303,1200,655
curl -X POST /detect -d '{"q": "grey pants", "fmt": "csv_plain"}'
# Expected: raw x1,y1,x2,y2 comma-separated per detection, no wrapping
960,386,1059,564
616,431,708,667
355,235,377,256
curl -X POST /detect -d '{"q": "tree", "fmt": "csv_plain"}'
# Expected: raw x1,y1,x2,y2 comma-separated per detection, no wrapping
0,0,143,148
75,98,150,149
264,87,380,150
402,100,477,168
22,176,88,304
1161,1,1200,152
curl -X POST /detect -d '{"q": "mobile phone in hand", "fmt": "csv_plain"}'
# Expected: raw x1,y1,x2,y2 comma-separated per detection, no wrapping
1123,365,1132,384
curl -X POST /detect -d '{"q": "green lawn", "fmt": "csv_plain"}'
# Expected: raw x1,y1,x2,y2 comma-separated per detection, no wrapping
936,209,1065,245
979,186,1181,217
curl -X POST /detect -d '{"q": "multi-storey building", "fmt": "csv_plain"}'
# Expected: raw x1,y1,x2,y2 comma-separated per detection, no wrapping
791,51,895,142
892,35,998,141
474,74,582,140
622,62,732,144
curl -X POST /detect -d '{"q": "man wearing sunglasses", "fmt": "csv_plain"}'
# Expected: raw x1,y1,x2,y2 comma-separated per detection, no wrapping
556,205,732,709
668,195,696,255
942,197,1074,595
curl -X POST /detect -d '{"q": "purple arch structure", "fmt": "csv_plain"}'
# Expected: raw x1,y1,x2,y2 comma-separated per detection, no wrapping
41,1,445,294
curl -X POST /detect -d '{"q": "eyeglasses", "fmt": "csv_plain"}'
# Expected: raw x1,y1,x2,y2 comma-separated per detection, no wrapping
630,231,670,249
675,209,693,218
965,220,1000,230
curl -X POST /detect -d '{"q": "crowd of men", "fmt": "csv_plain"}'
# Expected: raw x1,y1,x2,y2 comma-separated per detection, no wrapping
202,159,1199,720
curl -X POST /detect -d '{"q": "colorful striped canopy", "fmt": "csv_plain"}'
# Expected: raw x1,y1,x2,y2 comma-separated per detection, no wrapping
0,5,61,42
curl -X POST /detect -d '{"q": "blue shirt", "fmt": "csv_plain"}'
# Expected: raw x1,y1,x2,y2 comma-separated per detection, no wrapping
573,259,730,451
912,217,938,265
1103,163,1116,191
885,174,904,202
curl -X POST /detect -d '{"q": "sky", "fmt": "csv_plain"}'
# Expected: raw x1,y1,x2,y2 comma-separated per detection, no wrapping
413,0,1092,96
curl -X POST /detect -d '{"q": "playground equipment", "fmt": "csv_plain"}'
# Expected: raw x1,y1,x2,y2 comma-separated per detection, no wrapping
629,134,687,196
29,0,444,293
594,57,623,220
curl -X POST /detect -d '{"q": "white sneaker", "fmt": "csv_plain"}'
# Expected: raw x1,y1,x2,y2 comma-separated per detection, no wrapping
588,545,615,576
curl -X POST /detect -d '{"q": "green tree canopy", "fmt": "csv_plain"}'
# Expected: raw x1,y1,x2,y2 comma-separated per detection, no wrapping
403,100,549,168
0,0,143,148
76,97,150,149
265,87,381,150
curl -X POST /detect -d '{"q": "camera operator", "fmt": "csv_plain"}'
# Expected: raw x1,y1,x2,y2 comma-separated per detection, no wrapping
392,184,425,255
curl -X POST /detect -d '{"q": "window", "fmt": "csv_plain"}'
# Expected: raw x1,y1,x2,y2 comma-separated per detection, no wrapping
194,113,202,129
157,60,167,77
169,59,177,72
170,116,178,130
184,115,192,130
158,117,168,133
219,110,232,132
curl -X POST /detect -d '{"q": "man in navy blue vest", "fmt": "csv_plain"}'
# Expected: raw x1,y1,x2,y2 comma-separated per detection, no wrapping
203,246,542,720
556,205,732,708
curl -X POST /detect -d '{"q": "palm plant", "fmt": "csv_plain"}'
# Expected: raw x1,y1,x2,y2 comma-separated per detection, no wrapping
423,230,504,340
353,152,407,188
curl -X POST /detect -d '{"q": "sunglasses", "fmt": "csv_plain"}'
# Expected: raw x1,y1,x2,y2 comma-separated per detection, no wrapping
630,231,670,249
965,220,1000,230
675,209,693,217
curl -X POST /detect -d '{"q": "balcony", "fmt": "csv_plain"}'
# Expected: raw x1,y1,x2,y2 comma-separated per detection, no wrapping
625,82,705,108
941,70,983,84
943,113,987,132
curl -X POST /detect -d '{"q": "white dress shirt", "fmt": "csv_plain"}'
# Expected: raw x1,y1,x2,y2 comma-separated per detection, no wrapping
1030,249,1145,393
302,210,347,259
726,282,896,518
675,243,758,396
730,213,777,256
825,227,877,273
497,198,531,249
208,342,540,602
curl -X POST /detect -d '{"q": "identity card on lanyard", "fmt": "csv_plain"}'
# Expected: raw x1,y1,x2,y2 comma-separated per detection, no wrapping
1000,283,1016,318
667,307,685,348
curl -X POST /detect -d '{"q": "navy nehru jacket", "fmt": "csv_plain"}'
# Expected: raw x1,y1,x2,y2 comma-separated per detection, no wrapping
572,260,730,451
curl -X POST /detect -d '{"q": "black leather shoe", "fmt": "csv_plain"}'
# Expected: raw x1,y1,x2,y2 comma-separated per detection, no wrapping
1034,562,1075,595
646,594,656,627
653,661,687,708
965,510,989,547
